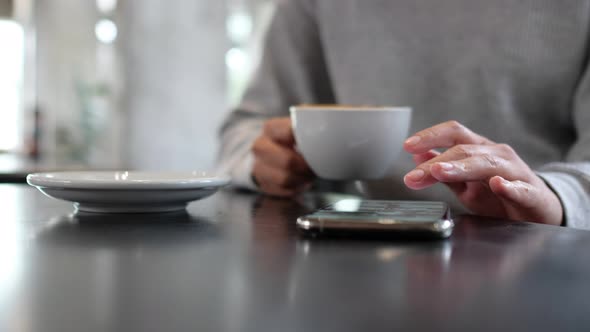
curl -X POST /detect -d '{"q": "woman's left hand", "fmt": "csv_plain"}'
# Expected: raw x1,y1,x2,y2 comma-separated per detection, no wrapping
403,121,563,226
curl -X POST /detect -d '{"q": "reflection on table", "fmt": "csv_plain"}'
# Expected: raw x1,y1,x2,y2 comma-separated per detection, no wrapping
0,185,589,332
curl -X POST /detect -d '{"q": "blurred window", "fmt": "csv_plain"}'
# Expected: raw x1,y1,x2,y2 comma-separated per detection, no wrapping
0,20,24,151
226,1,275,106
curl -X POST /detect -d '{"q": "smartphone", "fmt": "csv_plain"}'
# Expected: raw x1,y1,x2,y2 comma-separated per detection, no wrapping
297,199,453,239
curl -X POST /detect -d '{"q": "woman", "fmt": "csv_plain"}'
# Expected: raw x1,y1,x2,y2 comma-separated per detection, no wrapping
218,0,590,229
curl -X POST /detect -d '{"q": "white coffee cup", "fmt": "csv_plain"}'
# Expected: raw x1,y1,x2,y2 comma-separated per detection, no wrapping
290,105,412,180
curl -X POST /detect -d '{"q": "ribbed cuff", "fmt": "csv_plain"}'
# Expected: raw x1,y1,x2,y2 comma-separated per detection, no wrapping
536,171,587,229
228,152,258,191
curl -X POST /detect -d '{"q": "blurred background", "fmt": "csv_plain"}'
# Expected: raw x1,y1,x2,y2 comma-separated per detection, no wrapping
0,0,274,176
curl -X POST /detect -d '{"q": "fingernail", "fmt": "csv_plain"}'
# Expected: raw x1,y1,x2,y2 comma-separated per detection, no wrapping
437,162,454,171
405,136,421,146
406,169,425,181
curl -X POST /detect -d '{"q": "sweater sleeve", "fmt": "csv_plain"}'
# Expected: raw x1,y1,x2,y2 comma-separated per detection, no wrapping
216,0,334,190
537,60,590,229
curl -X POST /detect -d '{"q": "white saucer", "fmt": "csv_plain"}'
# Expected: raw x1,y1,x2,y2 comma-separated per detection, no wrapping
27,171,230,213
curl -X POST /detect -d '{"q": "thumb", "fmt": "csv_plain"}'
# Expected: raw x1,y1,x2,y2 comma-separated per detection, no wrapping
488,175,549,225
489,175,563,225
489,176,538,209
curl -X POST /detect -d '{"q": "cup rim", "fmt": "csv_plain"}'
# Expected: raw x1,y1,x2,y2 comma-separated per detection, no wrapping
290,105,411,112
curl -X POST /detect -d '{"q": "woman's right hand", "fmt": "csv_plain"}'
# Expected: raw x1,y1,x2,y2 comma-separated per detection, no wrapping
251,117,315,197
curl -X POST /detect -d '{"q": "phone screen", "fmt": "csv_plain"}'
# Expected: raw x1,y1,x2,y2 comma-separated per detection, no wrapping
310,199,449,222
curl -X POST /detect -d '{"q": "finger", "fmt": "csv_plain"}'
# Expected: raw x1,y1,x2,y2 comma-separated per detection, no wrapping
404,166,470,192
405,151,441,190
429,155,513,183
405,144,521,190
404,120,493,154
404,167,439,190
252,136,313,175
429,144,529,184
263,118,295,147
404,144,483,190
253,160,313,191
413,150,440,165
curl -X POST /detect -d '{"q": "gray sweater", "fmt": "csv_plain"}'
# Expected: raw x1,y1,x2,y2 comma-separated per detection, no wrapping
218,0,590,229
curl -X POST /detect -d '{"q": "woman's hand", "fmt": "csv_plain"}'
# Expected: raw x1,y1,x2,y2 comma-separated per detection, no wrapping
251,118,315,197
403,121,563,225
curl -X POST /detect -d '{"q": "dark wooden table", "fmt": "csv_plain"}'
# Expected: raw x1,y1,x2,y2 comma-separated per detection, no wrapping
1,184,589,332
